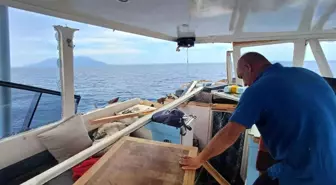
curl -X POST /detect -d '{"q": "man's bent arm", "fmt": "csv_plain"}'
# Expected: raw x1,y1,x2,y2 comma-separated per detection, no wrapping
198,122,246,162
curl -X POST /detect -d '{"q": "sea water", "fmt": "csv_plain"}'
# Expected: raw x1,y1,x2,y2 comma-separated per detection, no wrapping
3,61,336,136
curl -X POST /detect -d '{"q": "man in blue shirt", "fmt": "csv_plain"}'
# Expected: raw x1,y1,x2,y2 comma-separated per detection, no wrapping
180,52,336,185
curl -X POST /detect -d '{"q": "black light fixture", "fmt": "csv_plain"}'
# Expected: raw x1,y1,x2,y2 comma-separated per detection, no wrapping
118,0,129,2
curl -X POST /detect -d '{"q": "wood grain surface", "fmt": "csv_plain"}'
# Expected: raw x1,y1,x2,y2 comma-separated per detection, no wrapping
75,136,198,185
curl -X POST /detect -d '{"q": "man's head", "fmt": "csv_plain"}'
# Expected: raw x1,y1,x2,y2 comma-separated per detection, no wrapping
237,52,272,86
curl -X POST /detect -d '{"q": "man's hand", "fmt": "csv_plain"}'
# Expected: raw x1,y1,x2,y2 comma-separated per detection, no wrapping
179,122,245,171
179,156,204,170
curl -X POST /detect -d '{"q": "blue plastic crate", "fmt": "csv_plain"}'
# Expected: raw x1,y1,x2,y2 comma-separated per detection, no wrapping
145,121,181,144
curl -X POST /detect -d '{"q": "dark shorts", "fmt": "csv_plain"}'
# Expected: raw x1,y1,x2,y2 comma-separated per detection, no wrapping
254,150,280,185
253,172,279,185
256,150,278,172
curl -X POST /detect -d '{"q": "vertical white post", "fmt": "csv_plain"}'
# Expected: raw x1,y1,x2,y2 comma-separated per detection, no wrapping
226,51,233,84
54,26,78,119
232,46,244,86
293,40,306,67
309,39,333,77
0,6,11,138
240,130,249,182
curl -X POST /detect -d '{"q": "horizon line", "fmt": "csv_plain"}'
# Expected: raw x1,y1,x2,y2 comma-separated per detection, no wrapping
13,60,335,68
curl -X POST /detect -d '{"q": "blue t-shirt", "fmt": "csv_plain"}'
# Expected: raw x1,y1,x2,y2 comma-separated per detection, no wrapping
229,63,336,185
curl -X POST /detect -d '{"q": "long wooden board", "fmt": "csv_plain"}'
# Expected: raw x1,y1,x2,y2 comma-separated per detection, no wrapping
74,136,198,185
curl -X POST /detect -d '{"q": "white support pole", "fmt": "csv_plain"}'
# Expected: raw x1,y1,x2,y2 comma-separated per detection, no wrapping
54,26,78,119
226,51,233,84
232,46,244,86
298,0,317,32
0,6,11,138
309,39,333,77
240,130,249,181
22,87,204,185
312,1,336,31
293,40,307,67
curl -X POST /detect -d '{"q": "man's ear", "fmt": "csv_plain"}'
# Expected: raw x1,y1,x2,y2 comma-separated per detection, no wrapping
245,63,252,72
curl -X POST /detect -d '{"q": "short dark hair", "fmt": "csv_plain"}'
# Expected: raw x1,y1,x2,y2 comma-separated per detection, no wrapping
240,52,270,64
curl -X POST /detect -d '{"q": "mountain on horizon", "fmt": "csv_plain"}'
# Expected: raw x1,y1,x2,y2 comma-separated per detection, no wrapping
27,56,108,68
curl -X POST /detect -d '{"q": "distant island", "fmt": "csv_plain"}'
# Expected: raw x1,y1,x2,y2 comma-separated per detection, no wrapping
27,56,108,68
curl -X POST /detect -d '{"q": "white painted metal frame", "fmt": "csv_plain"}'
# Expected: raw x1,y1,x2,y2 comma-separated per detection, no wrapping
232,46,244,86
226,50,233,84
22,87,204,185
196,30,336,43
293,40,307,67
309,39,334,77
54,26,77,119
240,130,250,181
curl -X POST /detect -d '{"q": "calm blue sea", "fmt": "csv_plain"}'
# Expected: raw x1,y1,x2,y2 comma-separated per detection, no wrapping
2,61,336,136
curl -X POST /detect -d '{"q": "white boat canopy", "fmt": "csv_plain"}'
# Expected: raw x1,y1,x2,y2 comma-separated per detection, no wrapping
2,0,336,43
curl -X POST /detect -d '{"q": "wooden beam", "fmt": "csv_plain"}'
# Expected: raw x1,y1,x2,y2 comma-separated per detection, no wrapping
212,92,240,102
140,100,164,108
90,110,155,125
203,161,231,185
211,104,236,112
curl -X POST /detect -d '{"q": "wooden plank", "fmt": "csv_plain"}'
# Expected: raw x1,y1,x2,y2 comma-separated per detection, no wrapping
90,110,155,125
140,100,164,108
75,136,198,185
212,92,240,102
203,162,231,185
165,99,236,112
211,104,236,112
165,99,210,108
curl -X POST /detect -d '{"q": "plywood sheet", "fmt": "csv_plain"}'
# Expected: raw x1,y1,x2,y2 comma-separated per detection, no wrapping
75,136,198,185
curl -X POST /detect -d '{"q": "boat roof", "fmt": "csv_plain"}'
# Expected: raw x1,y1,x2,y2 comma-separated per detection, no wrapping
3,0,336,43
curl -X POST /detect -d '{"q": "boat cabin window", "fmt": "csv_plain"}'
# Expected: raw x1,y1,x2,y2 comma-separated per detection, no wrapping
0,81,81,139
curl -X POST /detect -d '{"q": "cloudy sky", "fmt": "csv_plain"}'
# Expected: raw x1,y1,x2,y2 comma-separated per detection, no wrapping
8,7,336,67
